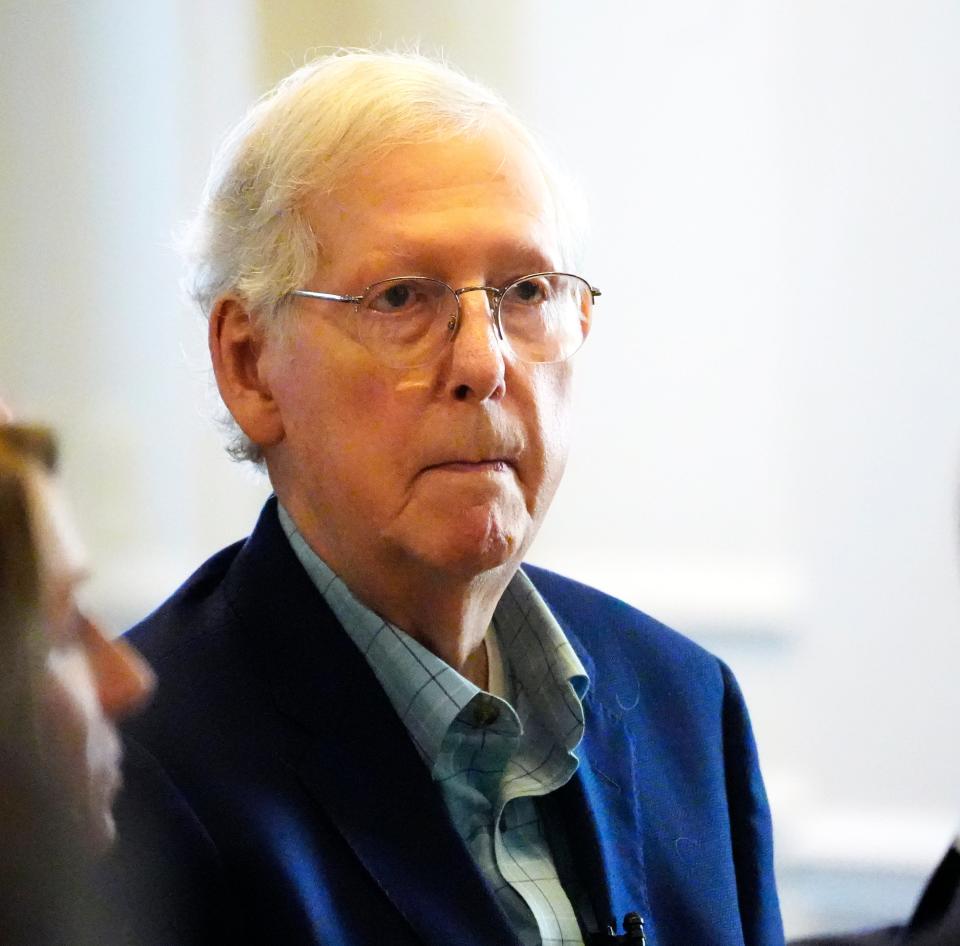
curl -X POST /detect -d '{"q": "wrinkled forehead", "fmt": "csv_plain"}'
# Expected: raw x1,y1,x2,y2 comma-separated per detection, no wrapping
307,125,564,273
362,122,549,191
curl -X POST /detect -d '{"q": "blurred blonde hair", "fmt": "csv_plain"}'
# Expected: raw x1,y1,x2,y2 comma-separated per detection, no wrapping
0,425,102,944
180,49,586,463
0,425,58,784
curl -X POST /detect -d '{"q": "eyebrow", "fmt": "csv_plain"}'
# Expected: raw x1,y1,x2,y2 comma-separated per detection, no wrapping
352,243,559,284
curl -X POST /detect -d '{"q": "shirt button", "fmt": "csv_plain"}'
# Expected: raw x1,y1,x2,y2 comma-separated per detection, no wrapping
472,699,501,727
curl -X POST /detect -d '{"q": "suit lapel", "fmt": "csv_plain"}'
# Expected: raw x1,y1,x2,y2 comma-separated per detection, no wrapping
526,566,652,939
555,699,652,938
222,499,521,946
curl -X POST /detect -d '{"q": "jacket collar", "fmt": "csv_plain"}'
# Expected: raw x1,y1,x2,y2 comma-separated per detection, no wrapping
528,567,652,938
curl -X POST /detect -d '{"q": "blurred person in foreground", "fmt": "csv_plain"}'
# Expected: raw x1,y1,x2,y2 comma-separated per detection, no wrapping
103,50,784,946
790,503,960,945
0,423,154,944
792,837,959,945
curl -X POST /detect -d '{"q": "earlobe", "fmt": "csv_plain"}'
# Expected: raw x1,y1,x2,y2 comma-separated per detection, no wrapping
208,297,285,449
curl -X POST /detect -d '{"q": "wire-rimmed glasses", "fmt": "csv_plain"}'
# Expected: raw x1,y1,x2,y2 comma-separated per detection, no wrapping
290,272,600,369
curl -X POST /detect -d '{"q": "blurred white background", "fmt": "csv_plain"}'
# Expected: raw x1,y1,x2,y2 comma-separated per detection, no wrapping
2,1,959,937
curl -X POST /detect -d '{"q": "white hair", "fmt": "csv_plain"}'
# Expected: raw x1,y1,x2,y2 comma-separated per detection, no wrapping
181,49,586,462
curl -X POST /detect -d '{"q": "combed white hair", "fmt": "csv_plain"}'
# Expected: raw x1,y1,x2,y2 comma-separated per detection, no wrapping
181,49,586,462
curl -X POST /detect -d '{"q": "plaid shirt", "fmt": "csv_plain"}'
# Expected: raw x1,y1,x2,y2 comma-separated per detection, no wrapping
280,505,589,946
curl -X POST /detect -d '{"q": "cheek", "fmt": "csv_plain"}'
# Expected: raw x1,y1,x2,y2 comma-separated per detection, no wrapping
528,367,574,484
40,651,120,829
277,337,403,447
312,377,410,475
276,354,421,508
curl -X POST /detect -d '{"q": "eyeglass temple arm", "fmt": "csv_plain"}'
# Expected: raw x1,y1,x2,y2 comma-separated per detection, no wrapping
291,283,600,304
289,289,362,304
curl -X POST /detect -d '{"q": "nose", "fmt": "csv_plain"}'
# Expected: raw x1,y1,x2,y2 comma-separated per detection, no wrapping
445,289,506,402
82,618,156,720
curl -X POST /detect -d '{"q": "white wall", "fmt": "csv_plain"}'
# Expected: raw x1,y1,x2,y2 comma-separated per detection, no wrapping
3,1,959,936
0,0,272,627
512,6,960,933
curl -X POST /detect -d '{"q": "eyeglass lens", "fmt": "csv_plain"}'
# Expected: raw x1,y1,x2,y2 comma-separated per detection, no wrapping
357,274,592,368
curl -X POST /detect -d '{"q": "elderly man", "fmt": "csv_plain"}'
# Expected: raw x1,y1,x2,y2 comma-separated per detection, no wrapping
105,51,783,945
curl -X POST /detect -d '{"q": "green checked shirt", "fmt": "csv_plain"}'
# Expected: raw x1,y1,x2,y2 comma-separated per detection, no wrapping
279,505,590,946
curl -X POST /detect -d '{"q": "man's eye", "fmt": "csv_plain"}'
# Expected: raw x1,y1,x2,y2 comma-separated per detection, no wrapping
368,281,421,312
511,279,548,304
384,285,411,308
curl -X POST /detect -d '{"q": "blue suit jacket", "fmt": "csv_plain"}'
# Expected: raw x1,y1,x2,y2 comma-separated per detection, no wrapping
104,498,784,945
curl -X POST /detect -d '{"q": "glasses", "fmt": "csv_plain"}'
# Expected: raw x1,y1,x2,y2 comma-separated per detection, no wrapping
290,272,600,369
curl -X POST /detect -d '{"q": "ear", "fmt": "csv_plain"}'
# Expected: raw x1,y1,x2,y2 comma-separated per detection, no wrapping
208,297,285,449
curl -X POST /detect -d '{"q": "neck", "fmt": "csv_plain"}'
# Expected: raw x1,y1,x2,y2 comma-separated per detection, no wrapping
344,556,509,688
280,499,516,688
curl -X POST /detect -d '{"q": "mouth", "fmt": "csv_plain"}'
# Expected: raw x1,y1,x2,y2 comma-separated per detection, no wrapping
422,458,514,474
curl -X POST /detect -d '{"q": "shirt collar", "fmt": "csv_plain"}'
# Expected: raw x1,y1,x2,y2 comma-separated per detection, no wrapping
277,503,589,765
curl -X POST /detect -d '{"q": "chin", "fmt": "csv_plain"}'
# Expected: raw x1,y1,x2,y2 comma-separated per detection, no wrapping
415,506,531,577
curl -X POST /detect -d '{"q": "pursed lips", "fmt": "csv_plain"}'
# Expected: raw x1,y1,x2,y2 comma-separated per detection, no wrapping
421,458,514,474
417,429,525,478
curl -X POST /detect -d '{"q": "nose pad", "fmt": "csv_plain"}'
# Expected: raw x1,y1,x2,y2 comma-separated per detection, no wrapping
450,287,504,344
445,289,507,400
451,291,504,355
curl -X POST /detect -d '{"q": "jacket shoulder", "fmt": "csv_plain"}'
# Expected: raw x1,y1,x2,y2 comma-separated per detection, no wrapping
523,562,724,675
125,539,245,664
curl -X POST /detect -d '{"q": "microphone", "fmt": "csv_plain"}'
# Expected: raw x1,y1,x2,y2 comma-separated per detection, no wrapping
590,912,646,944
